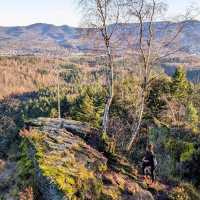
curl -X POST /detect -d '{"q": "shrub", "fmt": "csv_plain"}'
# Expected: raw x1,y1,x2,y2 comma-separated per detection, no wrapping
16,138,34,188
147,77,171,118
165,139,195,162
180,148,200,186
186,102,199,132
169,183,200,200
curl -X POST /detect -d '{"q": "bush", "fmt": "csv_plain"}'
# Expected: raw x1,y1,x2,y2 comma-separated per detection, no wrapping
0,116,18,153
169,183,200,200
148,127,176,178
186,102,199,132
165,139,195,162
16,139,34,188
180,148,200,186
147,77,171,118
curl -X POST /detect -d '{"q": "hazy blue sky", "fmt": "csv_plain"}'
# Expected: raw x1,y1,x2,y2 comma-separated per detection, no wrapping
0,0,199,27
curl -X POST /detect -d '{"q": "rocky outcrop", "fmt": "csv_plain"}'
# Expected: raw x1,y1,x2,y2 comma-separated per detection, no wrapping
25,118,154,200
26,118,101,149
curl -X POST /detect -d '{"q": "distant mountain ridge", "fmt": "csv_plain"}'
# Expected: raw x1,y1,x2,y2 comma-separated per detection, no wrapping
1,21,200,56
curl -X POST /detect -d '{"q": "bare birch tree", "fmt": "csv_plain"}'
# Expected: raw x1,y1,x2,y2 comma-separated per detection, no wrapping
80,0,120,133
123,0,194,151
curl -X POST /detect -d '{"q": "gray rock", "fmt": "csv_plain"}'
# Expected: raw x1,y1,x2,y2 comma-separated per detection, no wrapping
26,118,154,200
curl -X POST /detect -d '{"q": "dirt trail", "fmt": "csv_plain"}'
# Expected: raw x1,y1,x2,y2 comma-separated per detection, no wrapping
136,174,172,200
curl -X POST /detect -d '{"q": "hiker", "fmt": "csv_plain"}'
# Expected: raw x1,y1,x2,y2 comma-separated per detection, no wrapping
142,144,157,183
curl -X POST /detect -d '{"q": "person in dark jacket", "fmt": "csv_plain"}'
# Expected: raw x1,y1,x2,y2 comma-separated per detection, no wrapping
142,144,157,182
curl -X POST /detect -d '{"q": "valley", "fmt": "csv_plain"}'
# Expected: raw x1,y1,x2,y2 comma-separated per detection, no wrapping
1,2,200,199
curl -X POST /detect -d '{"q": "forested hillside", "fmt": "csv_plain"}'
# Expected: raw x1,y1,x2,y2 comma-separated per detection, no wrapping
1,21,200,55
1,0,200,200
1,60,200,199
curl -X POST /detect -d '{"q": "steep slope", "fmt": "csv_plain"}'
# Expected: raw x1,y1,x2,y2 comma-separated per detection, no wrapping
23,118,155,200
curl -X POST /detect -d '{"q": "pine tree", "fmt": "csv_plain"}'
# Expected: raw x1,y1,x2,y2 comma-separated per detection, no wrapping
72,94,101,128
74,94,94,119
186,102,199,132
171,66,190,102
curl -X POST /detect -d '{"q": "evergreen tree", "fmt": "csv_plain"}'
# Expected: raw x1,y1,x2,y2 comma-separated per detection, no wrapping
186,102,199,132
171,67,190,102
72,93,102,128
147,77,171,117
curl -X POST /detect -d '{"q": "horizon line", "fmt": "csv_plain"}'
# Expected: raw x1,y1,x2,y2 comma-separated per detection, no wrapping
0,19,200,28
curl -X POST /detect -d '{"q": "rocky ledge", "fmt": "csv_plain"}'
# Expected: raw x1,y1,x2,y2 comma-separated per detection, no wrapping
23,118,154,200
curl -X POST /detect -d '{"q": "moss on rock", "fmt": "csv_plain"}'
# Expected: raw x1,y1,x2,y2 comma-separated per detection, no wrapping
22,118,154,200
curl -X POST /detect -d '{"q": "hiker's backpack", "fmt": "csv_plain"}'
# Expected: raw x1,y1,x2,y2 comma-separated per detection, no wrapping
153,157,158,167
